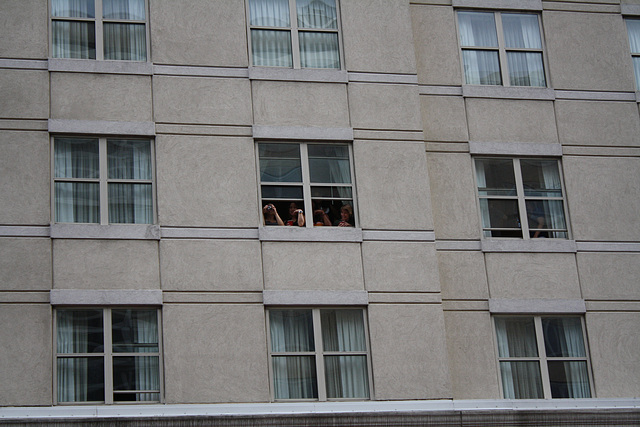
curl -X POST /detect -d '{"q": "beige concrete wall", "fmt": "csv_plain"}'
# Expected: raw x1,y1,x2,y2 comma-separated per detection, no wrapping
162,304,270,403
438,252,489,300
0,304,52,406
349,83,422,131
422,96,469,143
0,238,51,291
578,253,640,300
0,131,50,225
0,70,49,119
53,239,160,289
0,0,48,59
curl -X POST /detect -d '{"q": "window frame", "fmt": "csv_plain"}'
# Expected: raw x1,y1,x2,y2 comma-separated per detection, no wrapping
266,307,373,402
473,157,570,239
456,10,549,87
256,141,358,229
51,136,156,225
625,18,640,89
492,315,594,400
246,0,344,69
53,307,164,405
50,0,150,61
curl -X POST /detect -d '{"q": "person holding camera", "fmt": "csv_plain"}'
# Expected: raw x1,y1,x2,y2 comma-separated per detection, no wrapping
263,203,284,226
286,202,305,227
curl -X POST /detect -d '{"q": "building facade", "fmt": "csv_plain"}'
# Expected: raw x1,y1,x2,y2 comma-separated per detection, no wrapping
0,0,639,425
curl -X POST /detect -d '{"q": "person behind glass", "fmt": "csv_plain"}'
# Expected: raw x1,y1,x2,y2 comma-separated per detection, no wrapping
334,204,354,227
313,202,331,226
263,203,283,226
286,202,305,227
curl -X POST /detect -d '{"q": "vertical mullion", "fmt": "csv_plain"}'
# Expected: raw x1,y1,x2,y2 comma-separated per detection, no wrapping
535,317,552,399
300,143,313,228
104,309,114,404
95,0,104,60
513,159,529,238
313,309,326,401
265,310,276,401
289,0,300,68
150,140,157,224
557,159,571,238
495,12,509,86
99,138,108,224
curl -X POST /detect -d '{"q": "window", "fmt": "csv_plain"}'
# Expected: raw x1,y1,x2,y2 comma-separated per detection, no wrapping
474,158,568,238
257,142,356,228
268,308,371,400
626,19,640,88
457,11,546,86
55,308,161,404
51,0,147,60
53,137,154,224
247,0,341,69
494,316,592,399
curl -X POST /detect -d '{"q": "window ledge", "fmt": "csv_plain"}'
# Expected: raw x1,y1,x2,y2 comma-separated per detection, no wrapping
248,67,348,83
462,85,555,100
51,223,160,240
263,290,369,306
49,119,155,136
469,141,563,157
259,227,363,242
481,239,577,253
49,58,153,75
50,289,162,306
453,0,542,11
489,298,586,314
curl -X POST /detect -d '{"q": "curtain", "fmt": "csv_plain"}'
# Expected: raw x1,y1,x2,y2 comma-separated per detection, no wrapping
299,32,340,68
502,14,545,86
459,12,501,85
541,161,566,237
475,160,492,233
52,0,94,17
297,0,337,29
103,0,145,20
133,310,160,401
51,0,96,59
251,29,293,67
249,0,290,26
521,159,566,238
627,20,640,87
104,23,146,61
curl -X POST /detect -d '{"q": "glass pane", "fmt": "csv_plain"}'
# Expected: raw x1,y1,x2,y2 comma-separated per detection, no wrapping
475,158,516,195
52,21,96,59
112,309,159,353
479,199,521,235
525,200,566,237
325,356,369,399
495,317,538,357
113,356,160,392
249,0,290,27
55,182,100,223
108,183,152,224
114,392,160,402
507,52,545,87
542,318,586,357
261,185,303,199
520,159,562,196
52,0,95,18
55,138,99,179
634,57,640,89
108,140,152,180
310,186,352,198
270,310,314,352
308,145,351,183
103,0,145,20
57,310,104,353
548,361,591,398
299,32,340,69
462,50,501,85
321,310,366,352
311,199,353,227
502,14,542,49
57,357,104,402
297,0,338,29
500,361,543,399
251,30,293,67
104,23,147,61
272,356,317,399
628,19,640,53
458,12,498,47
259,143,301,182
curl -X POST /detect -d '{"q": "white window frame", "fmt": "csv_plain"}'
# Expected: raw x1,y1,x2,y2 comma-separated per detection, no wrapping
246,0,344,69
473,157,569,239
493,316,594,400
266,307,373,402
53,307,163,405
51,136,156,225
256,141,358,228
456,10,548,87
50,0,150,61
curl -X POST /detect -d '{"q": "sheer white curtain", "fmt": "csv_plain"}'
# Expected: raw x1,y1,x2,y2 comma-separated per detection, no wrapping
297,0,340,68
627,20,640,87
502,14,545,86
103,0,146,60
52,0,95,59
475,160,492,232
250,0,292,67
541,162,566,237
133,310,159,401
543,318,590,398
458,12,501,85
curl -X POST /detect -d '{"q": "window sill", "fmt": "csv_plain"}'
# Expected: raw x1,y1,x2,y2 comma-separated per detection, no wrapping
50,223,160,240
462,85,555,101
453,0,542,11
259,227,363,242
248,67,348,83
481,239,577,253
49,58,153,75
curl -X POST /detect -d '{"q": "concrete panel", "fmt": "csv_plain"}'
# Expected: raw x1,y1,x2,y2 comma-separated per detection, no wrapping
262,242,364,291
438,251,489,300
485,253,581,299
53,240,160,289
0,304,52,405
369,304,451,399
349,83,422,131
586,312,640,398
556,101,640,147
0,238,51,291
162,304,269,403
0,69,48,119
161,240,263,291
154,76,252,125
0,131,50,224
426,153,479,240
422,96,469,142
252,81,349,127
411,5,462,86
444,311,500,399
341,0,417,74
150,0,248,67
578,253,640,300
466,99,557,143
563,156,640,241
155,135,258,227
354,141,433,230
0,1,48,59
544,11,635,91
51,73,152,122
362,242,439,292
